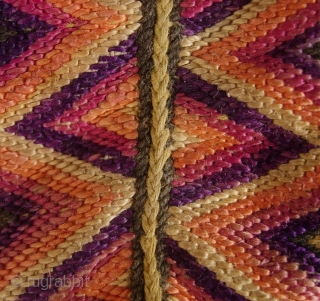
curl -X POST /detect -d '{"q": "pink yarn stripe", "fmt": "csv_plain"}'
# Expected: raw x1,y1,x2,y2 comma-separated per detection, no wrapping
0,169,73,207
3,0,74,24
168,260,215,301
0,26,78,80
180,0,223,18
245,56,320,103
175,95,270,144
48,121,137,157
240,193,320,234
0,0,82,81
173,145,268,186
231,3,320,58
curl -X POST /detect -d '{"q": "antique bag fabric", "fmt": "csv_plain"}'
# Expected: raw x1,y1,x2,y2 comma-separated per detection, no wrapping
0,0,319,300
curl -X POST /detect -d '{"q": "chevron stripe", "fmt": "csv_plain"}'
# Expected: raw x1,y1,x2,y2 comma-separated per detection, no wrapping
167,0,320,300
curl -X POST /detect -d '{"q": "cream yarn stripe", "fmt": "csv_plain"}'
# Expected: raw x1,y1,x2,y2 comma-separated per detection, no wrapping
140,0,174,300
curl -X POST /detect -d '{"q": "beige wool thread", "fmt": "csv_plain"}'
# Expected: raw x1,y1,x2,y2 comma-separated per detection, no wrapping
140,0,174,300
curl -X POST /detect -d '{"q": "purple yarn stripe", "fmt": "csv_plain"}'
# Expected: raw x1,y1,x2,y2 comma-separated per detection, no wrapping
165,238,249,301
0,189,40,251
0,1,54,66
176,68,312,152
268,22,320,79
259,189,320,282
170,69,314,206
181,0,251,36
8,125,135,176
18,209,132,301
6,35,137,176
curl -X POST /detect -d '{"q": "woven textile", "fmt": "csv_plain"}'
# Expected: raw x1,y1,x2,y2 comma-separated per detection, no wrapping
0,0,320,300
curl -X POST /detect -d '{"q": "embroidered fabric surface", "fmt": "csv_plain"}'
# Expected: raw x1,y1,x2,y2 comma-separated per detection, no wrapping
0,0,319,301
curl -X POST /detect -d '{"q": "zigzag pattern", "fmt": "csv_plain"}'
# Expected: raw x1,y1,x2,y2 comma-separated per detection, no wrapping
1,0,320,300
167,0,320,300
0,1,141,300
